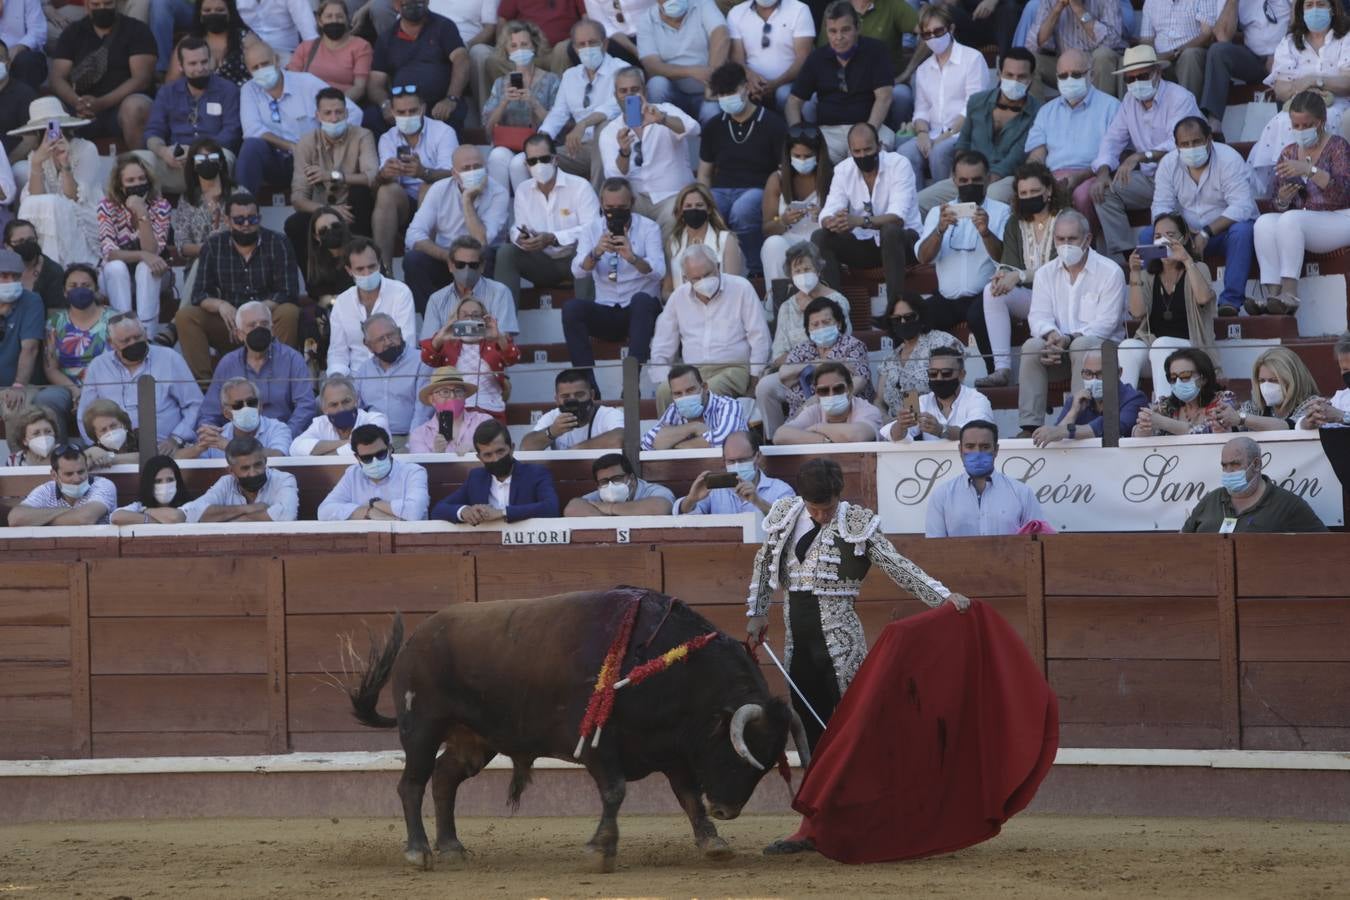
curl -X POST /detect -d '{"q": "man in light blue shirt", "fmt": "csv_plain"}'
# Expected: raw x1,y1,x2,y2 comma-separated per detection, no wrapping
184,377,292,460
677,431,794,535
353,313,432,442
636,0,728,122
1024,48,1121,191
925,419,1045,538
0,0,47,87
181,436,300,522
563,452,676,517
317,424,430,521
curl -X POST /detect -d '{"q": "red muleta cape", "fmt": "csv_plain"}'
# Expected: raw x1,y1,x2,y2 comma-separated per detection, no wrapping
791,600,1059,864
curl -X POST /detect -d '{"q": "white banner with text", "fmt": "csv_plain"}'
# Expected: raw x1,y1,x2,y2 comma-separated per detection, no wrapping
876,432,1345,533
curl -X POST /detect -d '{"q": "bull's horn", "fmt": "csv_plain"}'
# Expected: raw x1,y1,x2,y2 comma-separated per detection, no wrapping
788,708,811,769
730,704,767,770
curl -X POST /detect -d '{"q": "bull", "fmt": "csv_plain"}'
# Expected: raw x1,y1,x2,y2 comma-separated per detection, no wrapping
348,586,808,871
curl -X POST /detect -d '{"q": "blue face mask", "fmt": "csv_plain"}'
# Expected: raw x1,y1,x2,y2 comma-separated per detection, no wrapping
362,455,393,482
1171,378,1200,403
328,407,359,431
820,393,851,417
1221,465,1254,495
354,271,382,292
1305,5,1333,32
0,280,23,302
674,393,705,419
1083,379,1104,401
320,119,348,138
578,46,605,71
962,451,995,478
251,64,280,90
726,461,756,482
718,93,746,116
662,0,688,16
809,325,839,347
1178,144,1209,168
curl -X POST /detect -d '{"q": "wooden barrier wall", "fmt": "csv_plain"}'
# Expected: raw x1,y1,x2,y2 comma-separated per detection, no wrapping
2,533,1348,760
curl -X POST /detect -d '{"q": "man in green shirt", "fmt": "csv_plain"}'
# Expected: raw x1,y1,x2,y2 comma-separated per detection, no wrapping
1181,436,1327,534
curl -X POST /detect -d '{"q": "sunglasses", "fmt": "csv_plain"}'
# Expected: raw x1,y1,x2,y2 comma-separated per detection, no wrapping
356,447,390,464
193,153,222,164
788,124,820,142
891,312,919,323
926,368,959,380
815,383,851,396
1058,69,1088,80
390,84,419,96
583,81,594,108
228,397,260,410
1122,70,1154,84
761,20,772,48
611,0,624,24
267,98,282,123
452,259,482,269
231,214,260,226
918,26,948,39
1166,371,1199,383
525,153,554,166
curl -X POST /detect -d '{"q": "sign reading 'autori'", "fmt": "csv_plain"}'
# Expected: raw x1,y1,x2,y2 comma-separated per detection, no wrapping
501,528,572,545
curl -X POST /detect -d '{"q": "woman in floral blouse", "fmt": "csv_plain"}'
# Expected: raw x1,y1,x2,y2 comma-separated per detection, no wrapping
1212,346,1324,431
97,155,171,339
775,296,872,421
43,264,112,398
876,292,965,418
1133,348,1237,437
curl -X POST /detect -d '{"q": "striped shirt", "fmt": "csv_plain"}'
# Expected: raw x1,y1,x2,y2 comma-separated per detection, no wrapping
97,197,171,261
19,478,118,524
641,392,747,450
1140,0,1219,55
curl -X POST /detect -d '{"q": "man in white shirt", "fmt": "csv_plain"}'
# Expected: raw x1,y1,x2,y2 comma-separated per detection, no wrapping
421,236,520,340
649,243,772,406
317,423,430,521
726,0,815,112
538,18,625,181
495,132,601,304
1139,0,1219,99
597,66,700,226
326,239,417,376
883,346,995,441
291,375,392,456
915,149,1011,338
432,0,498,110
925,419,1045,538
1017,210,1126,434
181,436,300,523
521,368,625,450
403,144,510,311
566,177,665,381
812,122,920,310
1200,0,1291,133
373,89,460,270
636,0,728,123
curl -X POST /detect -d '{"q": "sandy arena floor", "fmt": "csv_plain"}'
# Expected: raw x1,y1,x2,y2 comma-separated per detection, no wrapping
4,814,1350,899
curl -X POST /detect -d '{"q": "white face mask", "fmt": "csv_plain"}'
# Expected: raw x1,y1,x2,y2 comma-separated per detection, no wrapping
1259,381,1285,408
99,427,128,451
395,114,423,135
27,434,56,458
1127,77,1157,102
1057,242,1086,267
792,271,819,293
597,480,631,503
693,275,721,297
153,481,178,504
529,161,557,184
1000,78,1028,101
458,168,486,191
1058,75,1088,103
925,32,953,55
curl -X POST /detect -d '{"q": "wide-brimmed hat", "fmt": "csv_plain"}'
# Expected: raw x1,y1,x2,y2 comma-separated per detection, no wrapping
418,367,478,405
1114,45,1168,76
7,97,91,136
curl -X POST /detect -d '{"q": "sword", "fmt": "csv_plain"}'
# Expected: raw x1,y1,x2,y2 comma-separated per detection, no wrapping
759,641,827,731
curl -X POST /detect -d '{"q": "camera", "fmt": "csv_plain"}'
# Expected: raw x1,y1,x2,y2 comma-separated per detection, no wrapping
451,319,487,338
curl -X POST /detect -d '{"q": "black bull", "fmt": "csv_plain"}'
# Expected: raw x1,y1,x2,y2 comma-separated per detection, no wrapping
349,587,808,871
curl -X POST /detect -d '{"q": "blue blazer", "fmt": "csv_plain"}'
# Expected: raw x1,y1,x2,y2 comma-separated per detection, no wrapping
430,462,560,523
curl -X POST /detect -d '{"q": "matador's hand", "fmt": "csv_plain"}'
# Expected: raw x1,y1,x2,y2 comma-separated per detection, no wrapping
947,593,971,613
746,615,768,644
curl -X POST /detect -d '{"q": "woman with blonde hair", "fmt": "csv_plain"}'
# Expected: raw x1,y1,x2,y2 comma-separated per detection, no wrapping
97,154,172,339
483,21,559,190
1212,345,1324,431
664,182,744,293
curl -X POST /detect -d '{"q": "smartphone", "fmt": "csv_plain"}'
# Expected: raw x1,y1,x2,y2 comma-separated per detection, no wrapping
1137,243,1170,262
451,319,487,338
46,120,61,143
510,72,524,90
903,390,920,418
560,398,586,416
705,473,739,490
950,202,977,219
397,145,412,162
606,214,626,236
623,94,643,129
437,410,455,440
517,223,533,240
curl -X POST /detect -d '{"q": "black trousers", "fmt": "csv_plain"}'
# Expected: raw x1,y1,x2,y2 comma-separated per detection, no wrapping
812,225,916,307
787,591,842,752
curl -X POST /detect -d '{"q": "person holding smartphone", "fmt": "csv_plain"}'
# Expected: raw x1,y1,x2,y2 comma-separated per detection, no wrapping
677,430,795,536
406,366,495,454
483,22,560,190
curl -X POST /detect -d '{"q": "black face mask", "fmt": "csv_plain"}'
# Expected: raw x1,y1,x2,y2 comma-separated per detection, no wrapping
376,343,404,364
232,228,259,246
245,326,272,353
854,151,879,173
238,472,267,493
401,1,427,21
187,74,212,90
321,22,348,39
890,320,922,342
11,239,39,263
930,378,960,399
201,13,230,32
124,183,151,198
90,8,117,28
561,398,593,422
120,340,150,364
484,454,514,479
195,159,221,180
1019,193,1047,219
681,208,708,230
319,224,347,249
957,182,986,204
605,208,631,231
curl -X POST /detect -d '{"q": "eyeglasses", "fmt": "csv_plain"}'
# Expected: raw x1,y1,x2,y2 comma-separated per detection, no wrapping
390,84,419,96
267,98,282,123
761,20,772,48
355,448,390,464
926,368,960,380
451,259,482,269
230,214,260,226
918,26,948,39
1122,70,1154,84
525,153,554,166
597,473,630,486
815,383,851,396
1165,370,1199,384
228,397,261,410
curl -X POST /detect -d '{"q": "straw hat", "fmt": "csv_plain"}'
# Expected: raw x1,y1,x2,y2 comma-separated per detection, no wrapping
7,97,91,135
418,367,478,405
1114,45,1168,76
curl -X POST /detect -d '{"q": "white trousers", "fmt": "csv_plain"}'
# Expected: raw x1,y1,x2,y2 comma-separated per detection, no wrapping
102,259,165,336
981,283,1034,372
1254,209,1350,284
1117,335,1192,400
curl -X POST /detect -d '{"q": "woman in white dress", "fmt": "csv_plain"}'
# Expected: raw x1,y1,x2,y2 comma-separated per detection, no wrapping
759,125,833,315
12,98,103,266
663,182,743,293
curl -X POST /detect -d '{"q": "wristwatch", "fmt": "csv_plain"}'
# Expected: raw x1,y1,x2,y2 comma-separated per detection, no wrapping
330,170,343,183
1239,410,1248,426
1066,423,1077,439
1144,150,1155,163
1079,11,1093,23
1310,163,1320,177
862,214,873,229
1199,226,1213,240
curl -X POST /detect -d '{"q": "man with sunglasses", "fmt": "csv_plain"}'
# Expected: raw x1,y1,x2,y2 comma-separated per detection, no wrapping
196,300,316,438
496,131,601,305
1201,0,1290,134
373,88,460,265
180,376,292,459
318,423,430,521
1032,347,1146,446
421,236,520,344
883,345,993,441
141,37,242,195
726,0,815,112
182,436,300,523
773,361,882,444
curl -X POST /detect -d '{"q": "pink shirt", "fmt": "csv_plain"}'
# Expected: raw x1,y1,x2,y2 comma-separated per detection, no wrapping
407,408,496,454
783,397,884,438
287,36,374,93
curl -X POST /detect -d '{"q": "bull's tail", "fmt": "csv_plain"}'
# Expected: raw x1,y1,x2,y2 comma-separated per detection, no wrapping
348,613,404,729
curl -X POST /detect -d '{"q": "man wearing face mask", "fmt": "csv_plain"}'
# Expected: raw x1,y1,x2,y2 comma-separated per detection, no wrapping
327,239,417,378
1181,435,1327,533
1086,46,1201,262
290,374,391,456
8,445,117,526
403,144,509,311
197,301,316,438
4,221,62,311
431,418,560,524
318,423,431,521
141,37,242,195
1024,49,1121,200
496,132,601,305
882,346,992,442
181,436,300,523
0,247,65,440
643,364,748,449
181,376,292,460
49,0,155,150
373,89,460,265
678,430,794,534
775,360,882,444
367,0,471,131
565,452,676,517
925,420,1045,538
538,19,625,181
352,312,432,445
522,368,625,450
1032,347,1147,447
421,236,520,343
1016,211,1126,436
636,0,729,123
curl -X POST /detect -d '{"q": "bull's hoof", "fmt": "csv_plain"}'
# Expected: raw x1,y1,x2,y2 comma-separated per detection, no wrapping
700,836,734,861
404,846,434,870
762,837,816,856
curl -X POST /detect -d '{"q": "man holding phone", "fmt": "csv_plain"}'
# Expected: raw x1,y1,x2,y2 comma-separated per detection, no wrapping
678,430,795,535
373,89,460,268
521,368,625,451
597,66,700,226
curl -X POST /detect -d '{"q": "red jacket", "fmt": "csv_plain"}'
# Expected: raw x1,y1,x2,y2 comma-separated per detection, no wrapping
418,337,521,392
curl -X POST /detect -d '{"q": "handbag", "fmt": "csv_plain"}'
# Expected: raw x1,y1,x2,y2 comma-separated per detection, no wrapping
70,33,111,95
491,124,535,152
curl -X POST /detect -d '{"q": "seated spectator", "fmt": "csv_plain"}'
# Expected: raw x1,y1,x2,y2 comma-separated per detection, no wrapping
1252,91,1350,316
521,367,625,450
483,21,560,190
6,404,57,466
566,177,665,377
1200,0,1290,134
583,0,643,64
875,291,964,419
770,293,871,424
0,7,47,90
677,429,794,532
42,265,110,418
237,41,362,196
7,443,116,525
665,182,744,291
198,300,316,437
49,0,154,150
1017,210,1126,436
726,0,815,113
0,247,70,436
419,295,519,421
317,423,430,520
181,375,291,459
636,0,726,123
78,313,204,453
925,419,1045,537
407,365,495,454
1305,331,1350,427
1138,0,1216,99
1024,49,1121,197
1085,46,1202,266
1118,213,1217,398
352,312,431,443
1025,0,1126,98
883,346,991,441
367,0,470,131
421,236,519,339
176,192,301,387
774,360,882,444
649,244,771,406
495,132,600,305
98,155,171,341
303,207,355,308
537,18,625,182
372,88,459,266
492,0,579,77
641,363,748,449
1032,347,1147,445
284,87,378,275
1211,346,1323,431
287,1,372,100
403,144,510,311
1132,346,1236,436
167,0,254,87
430,418,560,523
0,41,39,161
170,139,233,276
327,239,416,377
290,373,390,456
897,4,990,190
564,451,676,516
1181,435,1327,532
109,455,189,524
81,397,140,466
182,435,300,522
812,122,920,311
236,0,317,62
916,150,1011,338
12,98,103,266
786,1,903,162
760,125,832,295
7,219,64,310
141,37,243,195
439,0,500,112
597,66,700,225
